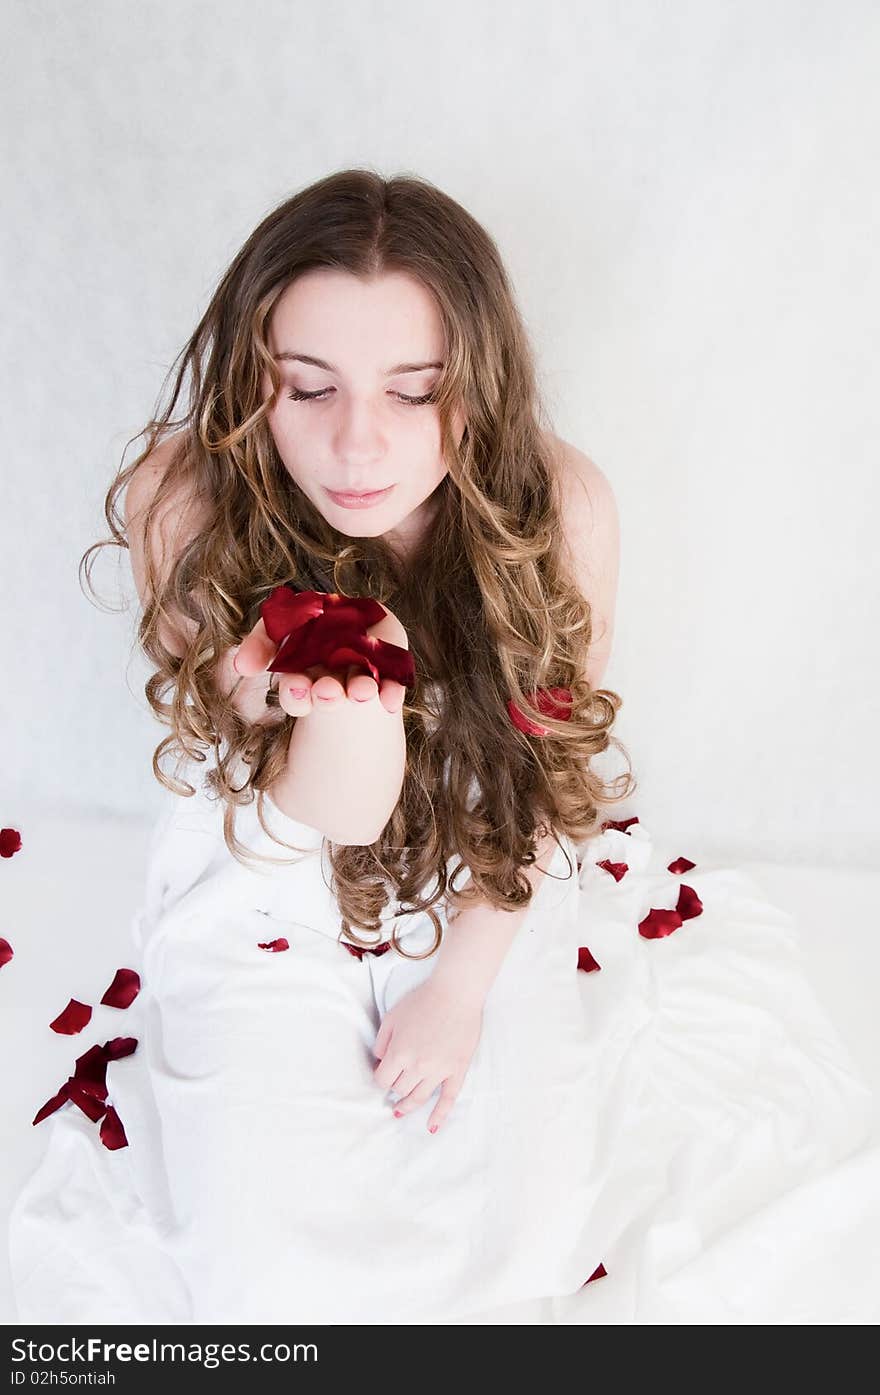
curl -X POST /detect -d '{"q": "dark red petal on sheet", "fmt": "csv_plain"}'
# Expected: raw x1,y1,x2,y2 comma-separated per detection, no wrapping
0,827,23,857
668,856,696,874
32,1085,71,1126
343,939,393,959
676,883,703,921
103,1036,138,1060
577,946,602,973
507,686,573,737
257,937,290,952
601,817,639,834
49,998,93,1035
584,1262,608,1284
596,859,628,882
99,1106,129,1151
64,1078,109,1122
100,968,141,1008
0,937,13,968
72,1044,109,1100
638,907,684,940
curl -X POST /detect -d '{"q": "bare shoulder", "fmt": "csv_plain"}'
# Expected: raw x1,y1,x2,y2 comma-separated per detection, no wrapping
124,431,210,656
544,432,620,686
124,431,202,527
546,433,619,539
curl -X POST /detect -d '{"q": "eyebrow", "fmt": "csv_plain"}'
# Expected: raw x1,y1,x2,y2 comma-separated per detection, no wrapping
273,351,444,376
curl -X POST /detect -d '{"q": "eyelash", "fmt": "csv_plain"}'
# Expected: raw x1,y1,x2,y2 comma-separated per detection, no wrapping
286,387,435,406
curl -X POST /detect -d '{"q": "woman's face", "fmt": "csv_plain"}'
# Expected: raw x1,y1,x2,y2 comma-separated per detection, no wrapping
262,267,466,557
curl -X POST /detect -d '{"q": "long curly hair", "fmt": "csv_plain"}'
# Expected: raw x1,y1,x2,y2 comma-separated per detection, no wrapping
80,167,636,960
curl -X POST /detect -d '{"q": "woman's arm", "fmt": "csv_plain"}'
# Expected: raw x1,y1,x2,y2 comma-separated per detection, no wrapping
429,825,563,1000
126,439,405,843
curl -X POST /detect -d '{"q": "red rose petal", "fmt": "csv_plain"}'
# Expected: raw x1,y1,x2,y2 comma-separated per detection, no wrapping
49,998,93,1035
584,1262,608,1284
0,937,13,969
0,827,22,858
508,687,573,736
668,856,696,874
272,617,415,688
260,586,328,643
596,859,628,883
257,938,290,952
99,1106,129,1150
100,968,141,1008
577,946,602,972
676,883,703,921
64,1078,108,1123
342,939,392,959
638,907,683,940
32,1085,71,1126
601,817,639,834
103,1036,138,1060
260,588,400,685
71,1043,109,1100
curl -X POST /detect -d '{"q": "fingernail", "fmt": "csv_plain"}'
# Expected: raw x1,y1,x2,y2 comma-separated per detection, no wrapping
393,1109,404,1118
288,686,308,699
429,1125,439,1134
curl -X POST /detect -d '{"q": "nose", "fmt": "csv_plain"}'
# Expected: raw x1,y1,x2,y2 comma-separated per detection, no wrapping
333,398,386,481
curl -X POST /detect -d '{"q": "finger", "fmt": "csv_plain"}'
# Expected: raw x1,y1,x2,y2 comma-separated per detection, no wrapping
387,1067,423,1102
310,673,348,707
377,677,406,716
345,665,380,704
373,1054,401,1091
392,1078,437,1116
426,1077,462,1133
373,1021,393,1060
234,617,277,676
277,673,313,717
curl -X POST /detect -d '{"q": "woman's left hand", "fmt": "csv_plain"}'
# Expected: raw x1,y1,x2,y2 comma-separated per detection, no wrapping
372,979,484,1133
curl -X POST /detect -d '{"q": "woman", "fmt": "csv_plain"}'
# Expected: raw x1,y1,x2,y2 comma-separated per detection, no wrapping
8,169,872,1325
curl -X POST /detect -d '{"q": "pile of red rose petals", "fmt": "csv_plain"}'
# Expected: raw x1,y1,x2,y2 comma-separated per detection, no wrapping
257,937,289,952
0,820,142,1153
507,686,573,737
33,1036,137,1151
576,813,704,957
32,965,142,1150
572,812,706,1292
260,586,416,688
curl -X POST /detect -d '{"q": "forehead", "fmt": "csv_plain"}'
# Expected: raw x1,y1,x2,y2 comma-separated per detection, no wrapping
269,267,445,360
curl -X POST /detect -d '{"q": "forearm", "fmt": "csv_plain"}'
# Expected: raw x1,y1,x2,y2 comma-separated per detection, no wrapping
430,825,561,1001
268,698,406,846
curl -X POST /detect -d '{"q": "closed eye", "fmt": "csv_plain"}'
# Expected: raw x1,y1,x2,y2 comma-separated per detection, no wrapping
287,387,435,406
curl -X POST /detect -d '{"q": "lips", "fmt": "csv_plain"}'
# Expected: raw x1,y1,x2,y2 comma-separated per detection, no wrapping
330,488,391,497
324,484,396,509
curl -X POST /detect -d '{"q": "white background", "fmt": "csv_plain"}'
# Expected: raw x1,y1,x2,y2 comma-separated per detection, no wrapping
1,0,878,868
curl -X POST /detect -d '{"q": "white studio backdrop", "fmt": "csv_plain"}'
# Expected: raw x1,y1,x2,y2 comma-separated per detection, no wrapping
1,0,877,869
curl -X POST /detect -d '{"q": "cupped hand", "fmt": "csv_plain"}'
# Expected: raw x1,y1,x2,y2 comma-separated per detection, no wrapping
232,599,408,719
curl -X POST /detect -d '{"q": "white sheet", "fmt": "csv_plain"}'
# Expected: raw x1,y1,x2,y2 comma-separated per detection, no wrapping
3,792,878,1324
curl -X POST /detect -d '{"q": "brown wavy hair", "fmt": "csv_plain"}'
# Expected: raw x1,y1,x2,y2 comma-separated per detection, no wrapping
80,167,636,960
